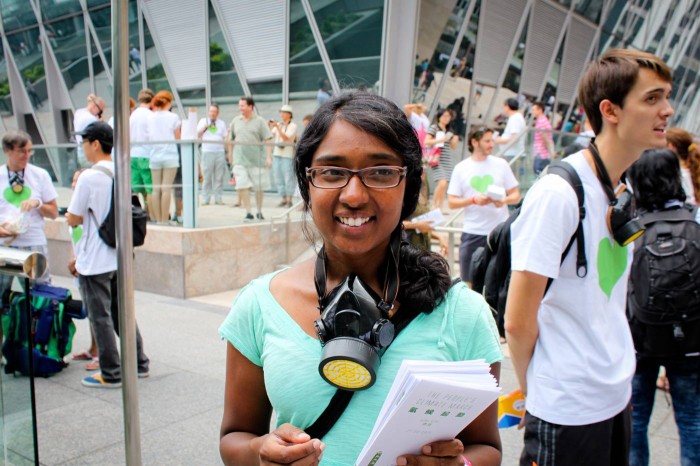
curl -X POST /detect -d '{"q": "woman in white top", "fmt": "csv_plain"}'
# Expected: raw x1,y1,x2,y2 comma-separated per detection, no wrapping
147,90,181,223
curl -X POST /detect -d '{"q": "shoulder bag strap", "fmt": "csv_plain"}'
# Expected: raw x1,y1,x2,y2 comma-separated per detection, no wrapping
86,165,115,227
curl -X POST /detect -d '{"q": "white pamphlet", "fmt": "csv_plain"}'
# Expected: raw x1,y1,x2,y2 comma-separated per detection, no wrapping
485,185,506,201
410,209,445,232
355,360,500,466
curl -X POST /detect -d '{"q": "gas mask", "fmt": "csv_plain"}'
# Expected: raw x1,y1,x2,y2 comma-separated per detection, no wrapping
607,184,644,246
313,229,401,391
589,141,645,246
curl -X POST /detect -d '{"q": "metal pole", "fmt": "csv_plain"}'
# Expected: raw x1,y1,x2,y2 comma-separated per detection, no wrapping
283,0,290,104
112,0,142,464
25,277,39,466
137,0,147,90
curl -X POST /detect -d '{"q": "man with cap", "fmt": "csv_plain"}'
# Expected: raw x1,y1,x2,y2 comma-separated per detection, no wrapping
269,104,297,208
0,129,58,295
66,121,150,388
197,103,227,205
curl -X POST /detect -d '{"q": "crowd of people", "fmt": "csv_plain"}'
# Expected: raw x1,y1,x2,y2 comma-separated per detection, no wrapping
0,45,698,466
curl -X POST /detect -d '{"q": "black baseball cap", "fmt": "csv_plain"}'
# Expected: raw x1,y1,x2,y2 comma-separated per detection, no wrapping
73,121,113,145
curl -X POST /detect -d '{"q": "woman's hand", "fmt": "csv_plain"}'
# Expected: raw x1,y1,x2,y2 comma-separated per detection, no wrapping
396,439,466,465
258,423,325,465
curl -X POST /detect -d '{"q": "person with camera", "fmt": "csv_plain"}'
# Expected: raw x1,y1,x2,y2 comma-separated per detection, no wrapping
218,92,503,465
197,103,227,205
268,105,298,208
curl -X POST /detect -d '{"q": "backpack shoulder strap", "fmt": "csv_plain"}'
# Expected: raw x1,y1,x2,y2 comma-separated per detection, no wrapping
541,162,588,293
640,205,697,226
87,165,115,227
90,164,114,179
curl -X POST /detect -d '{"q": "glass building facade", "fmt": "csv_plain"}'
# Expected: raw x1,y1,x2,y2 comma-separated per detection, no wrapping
0,0,699,181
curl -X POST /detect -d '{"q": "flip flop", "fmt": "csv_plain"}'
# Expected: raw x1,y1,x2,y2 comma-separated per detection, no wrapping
72,350,94,361
86,358,100,371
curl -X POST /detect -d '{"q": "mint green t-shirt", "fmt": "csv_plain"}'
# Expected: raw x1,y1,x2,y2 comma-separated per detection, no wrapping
229,115,272,167
219,271,502,466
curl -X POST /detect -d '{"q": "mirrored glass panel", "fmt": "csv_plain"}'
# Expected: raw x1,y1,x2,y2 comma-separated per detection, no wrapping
1,0,38,33
39,0,82,21
6,28,44,113
209,0,245,103
289,0,333,116
0,40,12,116
43,12,88,108
308,0,383,91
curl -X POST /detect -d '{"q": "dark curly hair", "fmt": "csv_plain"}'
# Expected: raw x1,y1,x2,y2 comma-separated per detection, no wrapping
628,148,686,211
294,92,452,314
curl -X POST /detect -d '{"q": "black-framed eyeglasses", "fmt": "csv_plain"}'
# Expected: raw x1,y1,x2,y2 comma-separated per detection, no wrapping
306,166,407,189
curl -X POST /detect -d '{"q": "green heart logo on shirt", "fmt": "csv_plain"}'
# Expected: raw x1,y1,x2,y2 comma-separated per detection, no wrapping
597,238,628,299
71,226,83,245
469,175,494,193
3,186,32,207
208,126,217,134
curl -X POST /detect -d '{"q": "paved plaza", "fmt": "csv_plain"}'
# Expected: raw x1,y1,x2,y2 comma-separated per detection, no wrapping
1,271,682,465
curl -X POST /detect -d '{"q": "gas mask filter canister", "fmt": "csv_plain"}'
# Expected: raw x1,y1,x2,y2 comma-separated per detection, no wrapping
313,229,401,391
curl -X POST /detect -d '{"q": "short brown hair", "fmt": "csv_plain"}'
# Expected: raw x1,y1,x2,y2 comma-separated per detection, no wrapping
2,129,31,152
468,126,493,152
578,48,672,134
137,88,154,104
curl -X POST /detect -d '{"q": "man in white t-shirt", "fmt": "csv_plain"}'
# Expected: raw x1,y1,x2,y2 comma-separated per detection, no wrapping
67,121,149,388
197,103,227,205
506,49,674,465
447,127,519,286
130,88,154,208
0,130,58,295
73,93,105,166
495,98,526,159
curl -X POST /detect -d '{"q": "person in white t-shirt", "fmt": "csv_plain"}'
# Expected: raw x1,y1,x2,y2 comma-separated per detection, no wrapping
494,98,526,159
73,93,105,166
0,130,58,296
66,121,149,388
447,127,519,286
506,49,675,466
197,103,228,205
147,90,181,223
130,88,154,210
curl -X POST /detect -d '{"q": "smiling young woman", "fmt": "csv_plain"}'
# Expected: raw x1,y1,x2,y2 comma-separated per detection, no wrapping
218,92,503,466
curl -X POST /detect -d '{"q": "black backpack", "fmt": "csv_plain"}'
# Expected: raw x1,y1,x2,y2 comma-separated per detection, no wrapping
88,165,147,248
627,205,700,358
470,162,588,337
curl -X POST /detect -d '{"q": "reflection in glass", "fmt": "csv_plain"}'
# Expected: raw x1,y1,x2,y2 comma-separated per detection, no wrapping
1,0,38,33
6,28,45,112
575,0,604,24
289,0,333,111
39,0,82,21
307,0,383,91
0,37,13,116
208,1,244,101
43,12,88,108
88,4,111,52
